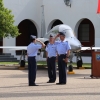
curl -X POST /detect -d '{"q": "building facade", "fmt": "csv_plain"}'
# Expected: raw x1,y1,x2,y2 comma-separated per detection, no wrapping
1,0,100,63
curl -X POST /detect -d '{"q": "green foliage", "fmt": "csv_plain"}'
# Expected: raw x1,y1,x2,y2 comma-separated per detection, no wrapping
0,0,20,38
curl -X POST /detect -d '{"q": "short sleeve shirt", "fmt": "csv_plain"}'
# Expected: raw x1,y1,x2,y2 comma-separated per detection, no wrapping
56,40,71,54
45,42,57,57
27,43,42,57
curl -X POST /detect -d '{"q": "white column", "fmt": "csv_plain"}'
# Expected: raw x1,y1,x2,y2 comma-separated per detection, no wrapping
3,37,16,56
41,2,46,37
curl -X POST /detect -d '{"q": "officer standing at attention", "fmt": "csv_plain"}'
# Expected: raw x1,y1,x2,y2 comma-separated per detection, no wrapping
55,32,71,85
46,34,57,83
27,35,45,86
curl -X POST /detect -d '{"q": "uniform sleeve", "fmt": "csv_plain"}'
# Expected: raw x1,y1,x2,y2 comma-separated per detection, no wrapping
35,44,42,49
67,42,71,51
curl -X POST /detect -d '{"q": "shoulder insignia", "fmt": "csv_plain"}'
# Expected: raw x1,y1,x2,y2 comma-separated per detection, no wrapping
66,41,68,42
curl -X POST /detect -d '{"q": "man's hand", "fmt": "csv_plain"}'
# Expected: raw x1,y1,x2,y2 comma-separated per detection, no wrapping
36,39,40,42
56,34,60,37
63,58,68,63
55,55,58,62
65,58,68,63
53,34,60,42
36,39,45,48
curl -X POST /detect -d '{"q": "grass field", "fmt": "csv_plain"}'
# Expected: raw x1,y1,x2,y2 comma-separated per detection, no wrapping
0,61,91,68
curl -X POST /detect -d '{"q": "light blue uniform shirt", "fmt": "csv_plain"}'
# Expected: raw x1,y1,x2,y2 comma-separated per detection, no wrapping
46,43,57,58
56,40,71,55
27,43,42,57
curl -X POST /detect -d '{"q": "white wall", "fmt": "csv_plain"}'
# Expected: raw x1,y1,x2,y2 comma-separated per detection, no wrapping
2,0,100,63
3,37,15,55
4,0,43,37
43,0,99,35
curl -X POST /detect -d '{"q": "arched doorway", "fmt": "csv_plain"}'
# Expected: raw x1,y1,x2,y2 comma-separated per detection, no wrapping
16,19,37,55
78,19,95,56
51,20,63,28
0,38,3,54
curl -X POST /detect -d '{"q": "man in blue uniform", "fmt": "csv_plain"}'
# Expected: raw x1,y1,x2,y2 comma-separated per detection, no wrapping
46,34,57,83
27,35,45,86
55,32,71,85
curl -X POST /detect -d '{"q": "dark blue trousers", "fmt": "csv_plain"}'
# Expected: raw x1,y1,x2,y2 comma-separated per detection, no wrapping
58,55,67,84
47,57,56,82
28,57,37,85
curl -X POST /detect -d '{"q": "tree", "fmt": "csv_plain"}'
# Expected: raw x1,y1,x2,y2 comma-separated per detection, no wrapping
0,0,20,38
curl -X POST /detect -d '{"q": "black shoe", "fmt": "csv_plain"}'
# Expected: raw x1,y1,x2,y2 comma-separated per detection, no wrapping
56,83,62,85
56,83,66,85
47,80,55,83
61,83,66,85
29,84,39,86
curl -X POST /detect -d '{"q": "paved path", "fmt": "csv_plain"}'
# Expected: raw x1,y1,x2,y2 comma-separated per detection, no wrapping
0,68,100,100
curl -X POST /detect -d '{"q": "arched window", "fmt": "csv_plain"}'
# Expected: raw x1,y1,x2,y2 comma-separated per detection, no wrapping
78,19,94,47
51,20,63,28
78,19,95,56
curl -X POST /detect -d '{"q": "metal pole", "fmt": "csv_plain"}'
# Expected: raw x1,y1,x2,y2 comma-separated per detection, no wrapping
41,4,46,37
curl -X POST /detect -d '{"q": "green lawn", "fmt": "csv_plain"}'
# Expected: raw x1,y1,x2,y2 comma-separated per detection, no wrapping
0,62,19,65
0,61,91,68
0,61,46,65
37,61,91,68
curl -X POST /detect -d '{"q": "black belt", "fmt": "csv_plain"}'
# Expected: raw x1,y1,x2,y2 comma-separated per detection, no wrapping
58,54,66,56
28,56,36,58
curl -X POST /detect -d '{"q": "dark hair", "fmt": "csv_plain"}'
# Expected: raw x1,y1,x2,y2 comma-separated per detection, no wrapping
59,32,65,36
30,38,35,42
49,34,54,37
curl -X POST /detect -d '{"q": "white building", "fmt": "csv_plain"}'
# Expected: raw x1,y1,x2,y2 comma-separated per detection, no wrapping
1,0,100,63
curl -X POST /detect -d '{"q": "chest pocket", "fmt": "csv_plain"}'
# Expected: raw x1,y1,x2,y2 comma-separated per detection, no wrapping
50,45,56,51
61,43,66,48
52,46,56,49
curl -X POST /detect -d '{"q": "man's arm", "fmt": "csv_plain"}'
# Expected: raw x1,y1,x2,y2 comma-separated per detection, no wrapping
66,50,70,58
53,34,60,42
46,51,48,61
66,41,71,57
36,39,45,48
64,41,71,63
64,50,70,63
